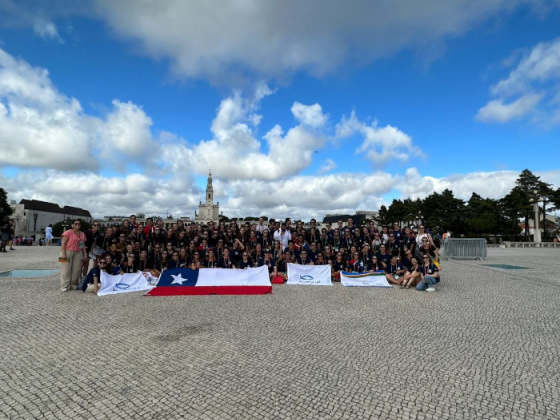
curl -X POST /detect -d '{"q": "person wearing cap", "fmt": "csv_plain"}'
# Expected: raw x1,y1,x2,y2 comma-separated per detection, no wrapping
257,249,277,279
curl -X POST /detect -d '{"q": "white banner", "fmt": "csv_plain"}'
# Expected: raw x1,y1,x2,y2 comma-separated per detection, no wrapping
196,266,271,286
98,271,154,296
340,272,392,287
286,264,332,286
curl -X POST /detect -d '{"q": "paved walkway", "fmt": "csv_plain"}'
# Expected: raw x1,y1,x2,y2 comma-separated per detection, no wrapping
1,247,559,419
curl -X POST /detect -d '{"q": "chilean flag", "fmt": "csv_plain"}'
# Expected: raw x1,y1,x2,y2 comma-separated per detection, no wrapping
145,266,272,296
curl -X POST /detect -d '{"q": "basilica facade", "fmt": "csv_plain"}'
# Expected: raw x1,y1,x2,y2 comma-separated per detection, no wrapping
194,171,220,223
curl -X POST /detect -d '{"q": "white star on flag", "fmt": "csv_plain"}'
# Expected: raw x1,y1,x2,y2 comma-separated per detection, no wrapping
171,274,187,285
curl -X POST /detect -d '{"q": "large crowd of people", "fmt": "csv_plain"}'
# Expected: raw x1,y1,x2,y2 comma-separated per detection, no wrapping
59,215,443,294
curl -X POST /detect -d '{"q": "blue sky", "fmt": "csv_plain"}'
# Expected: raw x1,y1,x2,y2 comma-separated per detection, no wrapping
0,1,559,218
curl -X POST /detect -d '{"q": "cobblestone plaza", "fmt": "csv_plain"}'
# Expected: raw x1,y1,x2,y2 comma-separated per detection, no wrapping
1,247,559,419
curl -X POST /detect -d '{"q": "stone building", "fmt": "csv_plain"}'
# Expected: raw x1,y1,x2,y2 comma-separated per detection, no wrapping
10,199,93,237
194,171,220,223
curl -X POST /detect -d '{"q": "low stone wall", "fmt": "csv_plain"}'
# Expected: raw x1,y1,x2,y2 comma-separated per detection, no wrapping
503,241,560,248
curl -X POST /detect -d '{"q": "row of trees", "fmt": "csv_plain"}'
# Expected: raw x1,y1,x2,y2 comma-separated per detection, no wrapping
375,170,560,239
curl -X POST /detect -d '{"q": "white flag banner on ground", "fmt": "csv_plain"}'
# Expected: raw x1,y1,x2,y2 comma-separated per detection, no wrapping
98,271,154,296
142,271,160,286
287,264,332,286
340,271,392,288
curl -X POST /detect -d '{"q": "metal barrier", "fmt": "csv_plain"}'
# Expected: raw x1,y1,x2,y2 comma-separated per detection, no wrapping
443,238,487,260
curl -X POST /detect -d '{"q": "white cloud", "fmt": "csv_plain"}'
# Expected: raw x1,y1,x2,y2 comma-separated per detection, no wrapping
32,21,63,42
57,0,549,82
318,159,337,175
335,111,422,167
478,38,560,125
291,102,328,128
0,47,159,171
475,94,542,123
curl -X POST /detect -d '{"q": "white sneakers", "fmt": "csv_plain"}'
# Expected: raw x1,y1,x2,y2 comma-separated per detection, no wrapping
426,287,436,292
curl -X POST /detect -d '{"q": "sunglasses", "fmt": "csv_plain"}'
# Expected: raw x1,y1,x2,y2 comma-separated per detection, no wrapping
98,261,106,265
423,257,430,260
74,223,81,225
93,224,100,226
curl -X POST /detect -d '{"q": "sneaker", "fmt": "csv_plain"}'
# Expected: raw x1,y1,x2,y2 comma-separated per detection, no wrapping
426,287,436,293
60,288,68,292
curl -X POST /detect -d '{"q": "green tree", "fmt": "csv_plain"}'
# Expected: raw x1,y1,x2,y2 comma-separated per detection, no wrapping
137,212,146,219
465,193,500,234
0,188,13,220
376,205,389,227
514,169,547,239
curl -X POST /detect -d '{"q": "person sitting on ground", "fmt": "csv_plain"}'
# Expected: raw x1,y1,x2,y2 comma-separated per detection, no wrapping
296,250,314,265
401,257,421,289
258,249,277,280
376,244,391,269
78,258,112,294
277,251,291,278
348,251,364,273
417,254,440,293
385,255,405,286
331,251,346,281
218,248,235,269
366,255,384,272
237,251,253,269
120,253,138,274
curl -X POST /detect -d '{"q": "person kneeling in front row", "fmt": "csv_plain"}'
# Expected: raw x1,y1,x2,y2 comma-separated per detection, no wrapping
78,259,110,294
417,254,440,293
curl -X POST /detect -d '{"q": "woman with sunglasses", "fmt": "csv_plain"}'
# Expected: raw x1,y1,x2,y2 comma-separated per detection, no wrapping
348,251,364,273
401,257,421,289
332,252,346,281
366,255,383,272
416,226,434,248
237,252,253,269
60,220,88,292
418,237,439,263
259,229,272,250
168,251,181,270
78,257,112,294
85,221,103,266
417,255,440,292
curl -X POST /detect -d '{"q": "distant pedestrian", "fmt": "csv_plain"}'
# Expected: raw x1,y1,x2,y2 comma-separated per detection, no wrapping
45,224,54,246
1,216,10,253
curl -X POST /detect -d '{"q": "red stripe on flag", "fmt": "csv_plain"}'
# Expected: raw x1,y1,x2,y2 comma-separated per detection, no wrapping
145,286,272,296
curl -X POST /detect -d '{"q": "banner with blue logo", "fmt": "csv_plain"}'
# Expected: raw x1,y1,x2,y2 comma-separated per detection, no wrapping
340,271,392,287
286,264,332,286
98,271,154,296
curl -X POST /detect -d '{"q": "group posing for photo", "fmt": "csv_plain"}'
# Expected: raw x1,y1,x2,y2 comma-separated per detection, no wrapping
60,216,442,294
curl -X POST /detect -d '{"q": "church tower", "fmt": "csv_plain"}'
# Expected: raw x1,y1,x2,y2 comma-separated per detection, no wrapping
195,170,220,223
206,170,214,205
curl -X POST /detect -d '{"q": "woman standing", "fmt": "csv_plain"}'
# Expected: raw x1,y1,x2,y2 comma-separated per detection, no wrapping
45,224,54,246
60,220,87,292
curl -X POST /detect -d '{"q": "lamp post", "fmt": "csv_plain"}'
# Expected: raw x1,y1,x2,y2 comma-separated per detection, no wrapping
529,190,542,243
62,222,68,233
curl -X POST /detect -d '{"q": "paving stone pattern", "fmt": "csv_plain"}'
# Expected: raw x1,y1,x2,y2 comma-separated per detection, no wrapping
1,247,559,419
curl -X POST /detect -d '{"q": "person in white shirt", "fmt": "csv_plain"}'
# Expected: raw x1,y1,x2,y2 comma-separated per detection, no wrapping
45,224,54,246
255,217,266,234
273,223,292,250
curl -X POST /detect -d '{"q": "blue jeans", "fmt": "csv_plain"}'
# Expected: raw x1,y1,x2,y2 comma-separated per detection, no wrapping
416,275,437,291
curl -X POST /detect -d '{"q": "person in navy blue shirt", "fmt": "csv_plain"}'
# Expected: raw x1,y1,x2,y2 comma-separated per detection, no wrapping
376,244,391,269
331,251,346,281
257,250,277,279
277,251,292,277
402,256,421,289
218,248,235,269
417,254,440,292
78,259,111,294
366,255,384,272
296,250,314,265
237,252,253,269
385,255,406,286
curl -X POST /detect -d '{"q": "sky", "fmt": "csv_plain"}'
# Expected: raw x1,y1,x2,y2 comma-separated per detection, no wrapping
0,0,560,220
